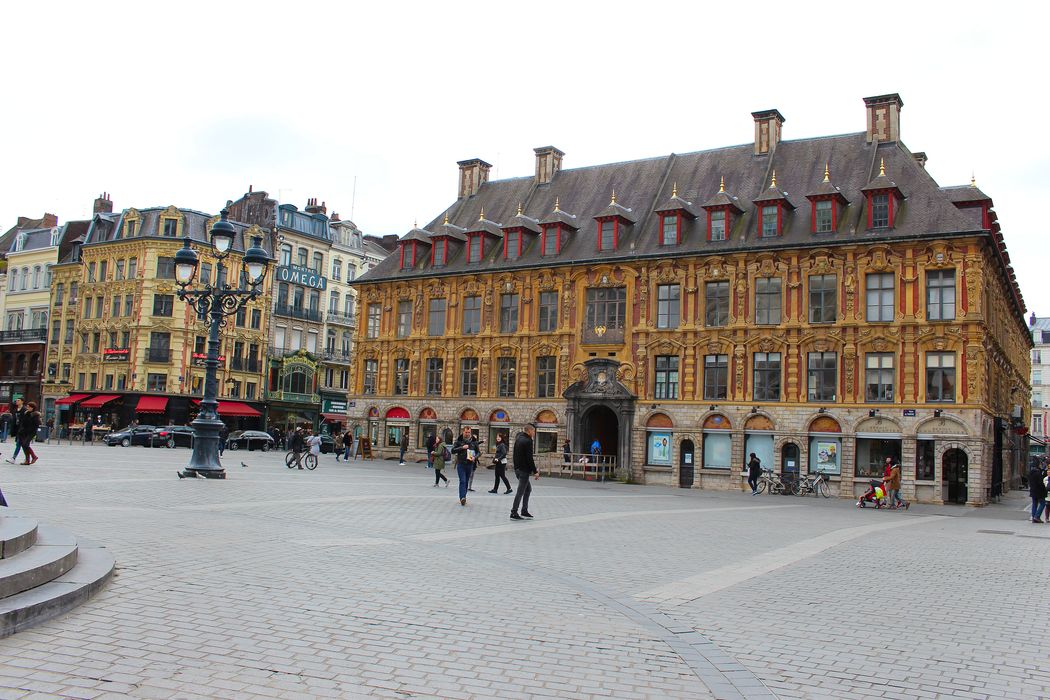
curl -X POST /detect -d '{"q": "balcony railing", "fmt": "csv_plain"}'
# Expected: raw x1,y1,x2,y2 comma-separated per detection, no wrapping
0,329,47,343
326,312,356,326
266,389,320,404
581,325,625,345
146,347,171,363
321,350,352,364
230,358,263,372
274,304,323,322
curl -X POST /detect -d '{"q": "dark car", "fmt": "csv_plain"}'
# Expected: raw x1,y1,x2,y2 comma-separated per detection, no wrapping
105,425,157,447
227,430,275,452
320,434,334,454
150,425,195,448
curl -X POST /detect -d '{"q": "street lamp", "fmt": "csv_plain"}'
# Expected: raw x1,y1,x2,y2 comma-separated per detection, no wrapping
176,208,271,479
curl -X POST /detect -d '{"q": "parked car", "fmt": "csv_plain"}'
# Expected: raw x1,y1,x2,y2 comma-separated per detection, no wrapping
320,434,334,454
150,425,195,448
226,430,275,451
105,425,157,447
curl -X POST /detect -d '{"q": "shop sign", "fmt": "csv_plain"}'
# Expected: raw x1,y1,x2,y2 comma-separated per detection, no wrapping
276,264,327,291
192,353,226,367
104,348,129,362
323,398,348,413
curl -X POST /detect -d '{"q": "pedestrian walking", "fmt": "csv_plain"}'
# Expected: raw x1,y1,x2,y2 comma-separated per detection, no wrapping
399,430,409,465
306,429,322,461
0,408,11,443
431,435,450,487
1031,461,1047,523
563,439,571,466
341,429,353,462
452,425,478,506
84,415,94,444
746,452,762,495
885,460,908,510
425,430,437,470
488,433,512,494
289,427,306,469
510,423,539,520
590,438,601,463
18,402,41,465
218,424,228,457
5,399,25,464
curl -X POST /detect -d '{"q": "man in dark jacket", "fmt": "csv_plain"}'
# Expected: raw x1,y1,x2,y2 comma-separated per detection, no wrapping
425,431,437,470
289,427,306,470
1030,463,1047,523
510,423,539,520
452,426,479,506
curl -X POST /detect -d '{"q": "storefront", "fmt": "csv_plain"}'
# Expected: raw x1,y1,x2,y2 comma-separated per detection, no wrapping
385,407,410,449
743,414,775,473
487,409,510,452
417,407,438,450
320,396,348,435
645,413,673,466
459,408,480,441
701,413,732,470
807,415,842,476
534,410,560,453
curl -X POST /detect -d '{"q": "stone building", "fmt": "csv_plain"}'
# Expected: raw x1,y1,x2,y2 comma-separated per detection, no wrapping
351,93,1030,506
1029,314,1050,458
43,195,273,430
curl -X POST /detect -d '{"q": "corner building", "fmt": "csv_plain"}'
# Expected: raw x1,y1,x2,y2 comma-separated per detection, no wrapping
352,93,1030,505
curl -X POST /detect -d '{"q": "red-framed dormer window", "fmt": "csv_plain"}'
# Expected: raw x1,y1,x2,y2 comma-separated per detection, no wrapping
758,204,782,238
542,225,560,256
504,229,522,260
432,238,448,268
708,209,728,241
597,219,618,252
467,234,484,263
811,199,837,233
660,213,681,246
399,242,417,270
867,192,894,229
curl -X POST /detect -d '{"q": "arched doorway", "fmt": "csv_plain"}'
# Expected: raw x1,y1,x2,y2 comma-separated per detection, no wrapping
679,439,695,488
943,448,968,504
581,405,619,460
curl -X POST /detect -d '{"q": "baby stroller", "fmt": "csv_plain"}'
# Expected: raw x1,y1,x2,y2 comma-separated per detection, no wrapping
857,480,885,508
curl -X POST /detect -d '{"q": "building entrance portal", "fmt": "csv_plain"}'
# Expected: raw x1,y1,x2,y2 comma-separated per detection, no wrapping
943,448,968,504
563,358,637,478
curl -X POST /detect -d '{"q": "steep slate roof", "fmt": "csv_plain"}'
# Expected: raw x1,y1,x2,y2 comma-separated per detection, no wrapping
83,207,273,255
0,214,58,255
358,132,1021,313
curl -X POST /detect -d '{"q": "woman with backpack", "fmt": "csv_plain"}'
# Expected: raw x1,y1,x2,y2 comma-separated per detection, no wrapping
431,435,449,487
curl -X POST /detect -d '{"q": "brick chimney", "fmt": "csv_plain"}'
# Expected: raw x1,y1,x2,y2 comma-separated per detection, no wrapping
752,109,785,155
42,213,58,227
304,198,327,215
534,146,564,185
864,93,903,143
457,158,492,199
93,192,113,214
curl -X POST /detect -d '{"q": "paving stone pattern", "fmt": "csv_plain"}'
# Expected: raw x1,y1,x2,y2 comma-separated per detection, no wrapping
0,442,1042,699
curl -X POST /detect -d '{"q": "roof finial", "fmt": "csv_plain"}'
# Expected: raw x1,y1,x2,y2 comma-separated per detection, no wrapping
610,189,617,205
671,181,678,198
770,170,777,188
443,211,449,225
719,176,725,193
516,202,523,216
414,218,418,229
971,172,977,188
479,207,485,222
554,197,561,212
823,162,830,183
879,158,886,178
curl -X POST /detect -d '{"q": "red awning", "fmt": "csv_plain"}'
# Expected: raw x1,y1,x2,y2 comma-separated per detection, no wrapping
55,393,92,406
79,394,122,409
136,396,168,414
190,399,261,417
385,407,410,419
321,413,346,422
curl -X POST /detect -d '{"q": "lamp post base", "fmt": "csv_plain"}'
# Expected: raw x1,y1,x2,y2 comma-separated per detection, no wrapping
177,468,227,479
180,413,226,481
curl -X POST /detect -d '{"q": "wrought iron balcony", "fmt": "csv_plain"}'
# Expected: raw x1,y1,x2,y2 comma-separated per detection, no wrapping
266,389,320,404
0,328,47,344
274,304,323,322
581,324,625,345
326,312,356,327
321,350,352,364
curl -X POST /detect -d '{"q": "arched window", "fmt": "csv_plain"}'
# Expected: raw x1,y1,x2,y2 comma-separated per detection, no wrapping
32,266,41,288
8,269,16,291
16,354,27,376
20,267,28,290
30,353,40,375
282,366,310,395
341,331,351,354
332,258,342,281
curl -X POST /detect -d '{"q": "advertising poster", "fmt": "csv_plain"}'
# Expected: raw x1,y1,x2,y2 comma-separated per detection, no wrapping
815,440,839,472
648,432,671,465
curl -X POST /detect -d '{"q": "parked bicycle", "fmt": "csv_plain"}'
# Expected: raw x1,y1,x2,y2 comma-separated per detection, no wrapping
794,470,831,497
756,468,789,495
285,451,318,470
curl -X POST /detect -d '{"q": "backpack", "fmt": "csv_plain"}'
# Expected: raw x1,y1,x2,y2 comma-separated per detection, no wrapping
443,446,452,462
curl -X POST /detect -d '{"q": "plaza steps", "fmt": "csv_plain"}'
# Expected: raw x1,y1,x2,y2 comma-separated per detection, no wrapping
0,513,114,637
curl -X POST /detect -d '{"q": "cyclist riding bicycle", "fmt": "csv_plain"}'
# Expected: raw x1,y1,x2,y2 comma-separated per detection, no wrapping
289,427,306,470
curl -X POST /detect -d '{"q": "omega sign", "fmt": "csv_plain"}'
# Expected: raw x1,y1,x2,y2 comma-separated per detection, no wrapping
276,264,327,291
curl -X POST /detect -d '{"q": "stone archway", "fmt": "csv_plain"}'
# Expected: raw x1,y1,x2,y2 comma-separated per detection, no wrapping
564,358,637,476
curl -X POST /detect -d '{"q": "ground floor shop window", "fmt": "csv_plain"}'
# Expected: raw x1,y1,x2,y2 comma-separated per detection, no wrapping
916,439,936,480
387,424,407,447
855,438,900,478
536,430,558,453
488,426,509,451
809,436,841,475
744,433,774,472
702,432,731,469
418,423,437,449
647,431,672,465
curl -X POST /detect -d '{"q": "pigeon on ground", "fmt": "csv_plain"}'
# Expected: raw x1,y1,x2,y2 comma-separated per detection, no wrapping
240,462,248,468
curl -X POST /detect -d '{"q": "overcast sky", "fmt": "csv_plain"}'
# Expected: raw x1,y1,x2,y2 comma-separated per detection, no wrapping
3,1,1047,315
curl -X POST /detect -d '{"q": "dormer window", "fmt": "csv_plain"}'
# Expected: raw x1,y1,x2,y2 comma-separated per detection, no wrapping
660,213,680,246
598,219,617,251
870,194,890,228
806,164,849,234
709,210,727,241
862,158,904,230
542,225,560,255
467,234,483,263
504,230,521,260
815,200,833,232
399,242,418,270
123,220,137,238
162,218,178,237
760,206,779,237
432,239,449,268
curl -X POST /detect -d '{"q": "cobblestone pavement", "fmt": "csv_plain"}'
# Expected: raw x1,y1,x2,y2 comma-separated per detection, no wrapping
0,442,1043,699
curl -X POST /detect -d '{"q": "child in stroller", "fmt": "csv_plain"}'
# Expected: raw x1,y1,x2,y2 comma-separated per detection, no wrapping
857,479,886,508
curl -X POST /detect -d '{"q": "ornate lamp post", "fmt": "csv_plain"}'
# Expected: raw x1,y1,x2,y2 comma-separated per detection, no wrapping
176,209,270,479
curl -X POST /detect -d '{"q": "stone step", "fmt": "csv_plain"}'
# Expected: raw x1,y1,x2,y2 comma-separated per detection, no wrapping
0,524,78,599
0,541,115,638
0,516,38,558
